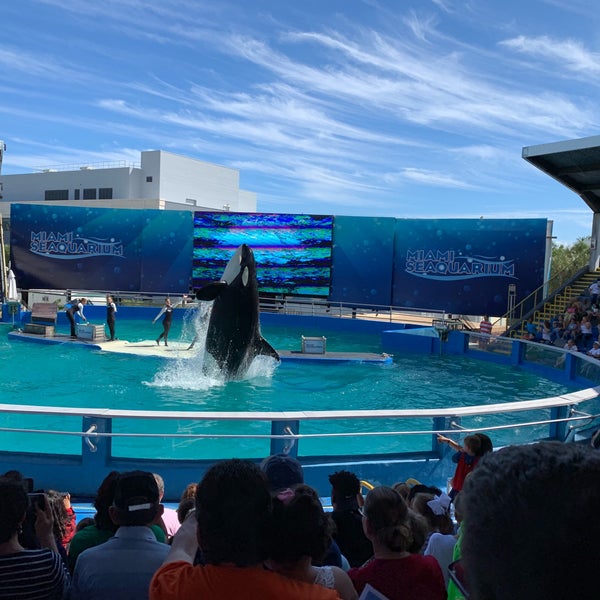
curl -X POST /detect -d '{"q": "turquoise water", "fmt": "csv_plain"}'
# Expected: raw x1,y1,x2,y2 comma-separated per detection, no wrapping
0,317,575,460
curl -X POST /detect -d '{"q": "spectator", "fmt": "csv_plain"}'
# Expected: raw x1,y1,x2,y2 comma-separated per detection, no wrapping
149,458,338,599
589,279,600,304
260,453,304,493
266,484,358,600
436,434,483,500
411,492,456,586
153,473,180,541
67,471,166,572
328,470,372,568
348,486,446,600
0,477,70,599
176,483,197,524
261,454,345,569
70,471,169,600
46,489,76,561
462,441,600,599
447,492,466,600
478,315,492,348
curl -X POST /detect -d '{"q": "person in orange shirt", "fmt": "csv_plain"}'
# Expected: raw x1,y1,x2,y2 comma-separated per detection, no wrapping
149,459,339,600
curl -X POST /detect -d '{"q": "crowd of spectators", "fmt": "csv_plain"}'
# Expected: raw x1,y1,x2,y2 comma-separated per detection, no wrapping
522,279,600,354
2,437,598,599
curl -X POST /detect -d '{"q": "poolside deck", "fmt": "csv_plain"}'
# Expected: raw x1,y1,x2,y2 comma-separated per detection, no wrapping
7,330,391,363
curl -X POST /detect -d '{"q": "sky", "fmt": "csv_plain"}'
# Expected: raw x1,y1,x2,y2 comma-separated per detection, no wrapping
1,0,600,245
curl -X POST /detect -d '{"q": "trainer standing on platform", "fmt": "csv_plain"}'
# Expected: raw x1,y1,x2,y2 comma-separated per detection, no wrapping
153,298,180,347
66,298,88,338
106,296,117,341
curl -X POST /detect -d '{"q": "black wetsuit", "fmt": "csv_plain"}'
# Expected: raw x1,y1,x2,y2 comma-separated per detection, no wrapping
66,303,82,337
157,305,174,346
106,302,117,340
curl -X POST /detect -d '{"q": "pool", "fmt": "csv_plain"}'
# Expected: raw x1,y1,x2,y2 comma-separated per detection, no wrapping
0,312,575,460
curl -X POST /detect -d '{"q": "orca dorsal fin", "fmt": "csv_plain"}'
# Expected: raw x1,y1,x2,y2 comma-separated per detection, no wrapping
195,282,227,301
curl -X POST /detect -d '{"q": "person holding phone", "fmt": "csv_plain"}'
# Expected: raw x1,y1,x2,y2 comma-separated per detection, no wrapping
0,478,70,597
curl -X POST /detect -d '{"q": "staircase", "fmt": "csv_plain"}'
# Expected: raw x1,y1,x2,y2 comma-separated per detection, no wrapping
534,272,599,321
508,269,600,337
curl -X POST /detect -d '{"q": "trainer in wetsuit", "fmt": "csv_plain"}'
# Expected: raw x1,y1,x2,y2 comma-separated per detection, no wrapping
66,298,88,337
153,298,178,347
106,296,117,341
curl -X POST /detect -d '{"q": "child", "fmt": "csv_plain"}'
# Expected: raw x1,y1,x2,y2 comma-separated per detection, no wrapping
437,434,491,500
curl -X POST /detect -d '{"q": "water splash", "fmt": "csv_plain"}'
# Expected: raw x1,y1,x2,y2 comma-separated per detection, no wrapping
148,303,278,390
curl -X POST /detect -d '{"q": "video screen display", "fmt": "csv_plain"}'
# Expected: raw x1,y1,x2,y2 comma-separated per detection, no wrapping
192,212,333,296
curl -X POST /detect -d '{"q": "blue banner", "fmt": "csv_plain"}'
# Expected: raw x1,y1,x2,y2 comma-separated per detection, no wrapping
10,204,192,293
392,218,547,314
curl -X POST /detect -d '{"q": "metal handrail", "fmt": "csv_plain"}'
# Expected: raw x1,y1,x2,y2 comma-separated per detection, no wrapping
0,384,597,436
501,261,590,335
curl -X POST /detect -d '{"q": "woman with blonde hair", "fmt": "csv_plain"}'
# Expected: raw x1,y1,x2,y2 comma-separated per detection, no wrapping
348,486,445,600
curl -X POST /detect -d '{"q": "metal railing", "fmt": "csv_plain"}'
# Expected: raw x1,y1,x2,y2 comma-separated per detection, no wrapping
501,261,590,335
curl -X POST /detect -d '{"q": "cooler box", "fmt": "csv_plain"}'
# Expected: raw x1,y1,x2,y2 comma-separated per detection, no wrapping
301,336,327,354
76,323,106,341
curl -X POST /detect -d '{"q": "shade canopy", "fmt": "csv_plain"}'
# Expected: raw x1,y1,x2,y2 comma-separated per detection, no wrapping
523,135,600,213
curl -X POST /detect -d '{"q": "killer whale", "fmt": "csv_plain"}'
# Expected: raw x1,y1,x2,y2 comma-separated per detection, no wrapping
194,244,280,378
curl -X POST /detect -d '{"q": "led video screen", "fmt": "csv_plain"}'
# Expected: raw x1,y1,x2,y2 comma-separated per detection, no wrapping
192,212,333,296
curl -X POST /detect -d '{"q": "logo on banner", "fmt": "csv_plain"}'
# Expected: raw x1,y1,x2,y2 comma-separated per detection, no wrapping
405,249,515,281
30,231,124,260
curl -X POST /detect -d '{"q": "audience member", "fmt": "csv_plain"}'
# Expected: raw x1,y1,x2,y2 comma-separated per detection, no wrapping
75,517,94,532
67,470,166,572
267,484,358,600
411,492,456,586
406,483,443,506
149,458,339,599
328,470,372,568
176,483,198,524
260,453,304,492
348,485,446,600
436,434,483,500
153,473,180,541
261,454,345,569
462,441,600,599
447,492,466,600
46,489,76,562
70,471,169,600
0,477,70,598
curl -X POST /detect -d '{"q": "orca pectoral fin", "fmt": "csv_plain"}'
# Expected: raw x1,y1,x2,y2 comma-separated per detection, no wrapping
257,337,280,361
194,282,227,301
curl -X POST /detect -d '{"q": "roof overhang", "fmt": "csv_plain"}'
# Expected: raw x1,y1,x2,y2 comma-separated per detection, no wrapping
522,134,600,213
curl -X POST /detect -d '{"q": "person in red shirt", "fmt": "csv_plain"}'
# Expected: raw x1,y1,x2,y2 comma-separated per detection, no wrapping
348,486,446,600
437,433,493,500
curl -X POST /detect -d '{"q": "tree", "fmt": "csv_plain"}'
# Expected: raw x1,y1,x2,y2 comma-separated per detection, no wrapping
550,236,591,290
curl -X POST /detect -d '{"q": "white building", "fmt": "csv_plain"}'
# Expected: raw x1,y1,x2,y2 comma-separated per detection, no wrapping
0,149,257,219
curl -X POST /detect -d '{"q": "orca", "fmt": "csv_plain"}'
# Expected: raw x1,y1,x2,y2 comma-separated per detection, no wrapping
194,244,280,378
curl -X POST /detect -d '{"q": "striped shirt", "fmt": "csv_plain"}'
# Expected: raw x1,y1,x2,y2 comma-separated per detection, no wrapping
0,548,70,599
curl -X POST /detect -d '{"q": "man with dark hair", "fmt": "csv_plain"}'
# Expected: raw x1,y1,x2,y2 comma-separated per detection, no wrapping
70,470,169,599
260,453,304,492
328,470,372,567
462,441,600,599
150,459,338,599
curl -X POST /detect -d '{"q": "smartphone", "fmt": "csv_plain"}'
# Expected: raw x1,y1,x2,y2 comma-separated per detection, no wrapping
27,492,46,511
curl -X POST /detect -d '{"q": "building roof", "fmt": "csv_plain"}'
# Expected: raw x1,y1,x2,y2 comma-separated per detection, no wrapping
522,135,600,213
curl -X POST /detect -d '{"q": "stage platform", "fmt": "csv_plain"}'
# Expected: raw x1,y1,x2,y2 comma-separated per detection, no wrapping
7,331,392,364
277,350,392,364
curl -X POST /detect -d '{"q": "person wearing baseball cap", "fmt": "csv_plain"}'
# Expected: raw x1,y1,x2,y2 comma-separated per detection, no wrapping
70,471,169,599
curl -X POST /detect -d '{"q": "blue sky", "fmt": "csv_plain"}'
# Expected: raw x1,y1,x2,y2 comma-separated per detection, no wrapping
1,0,599,245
